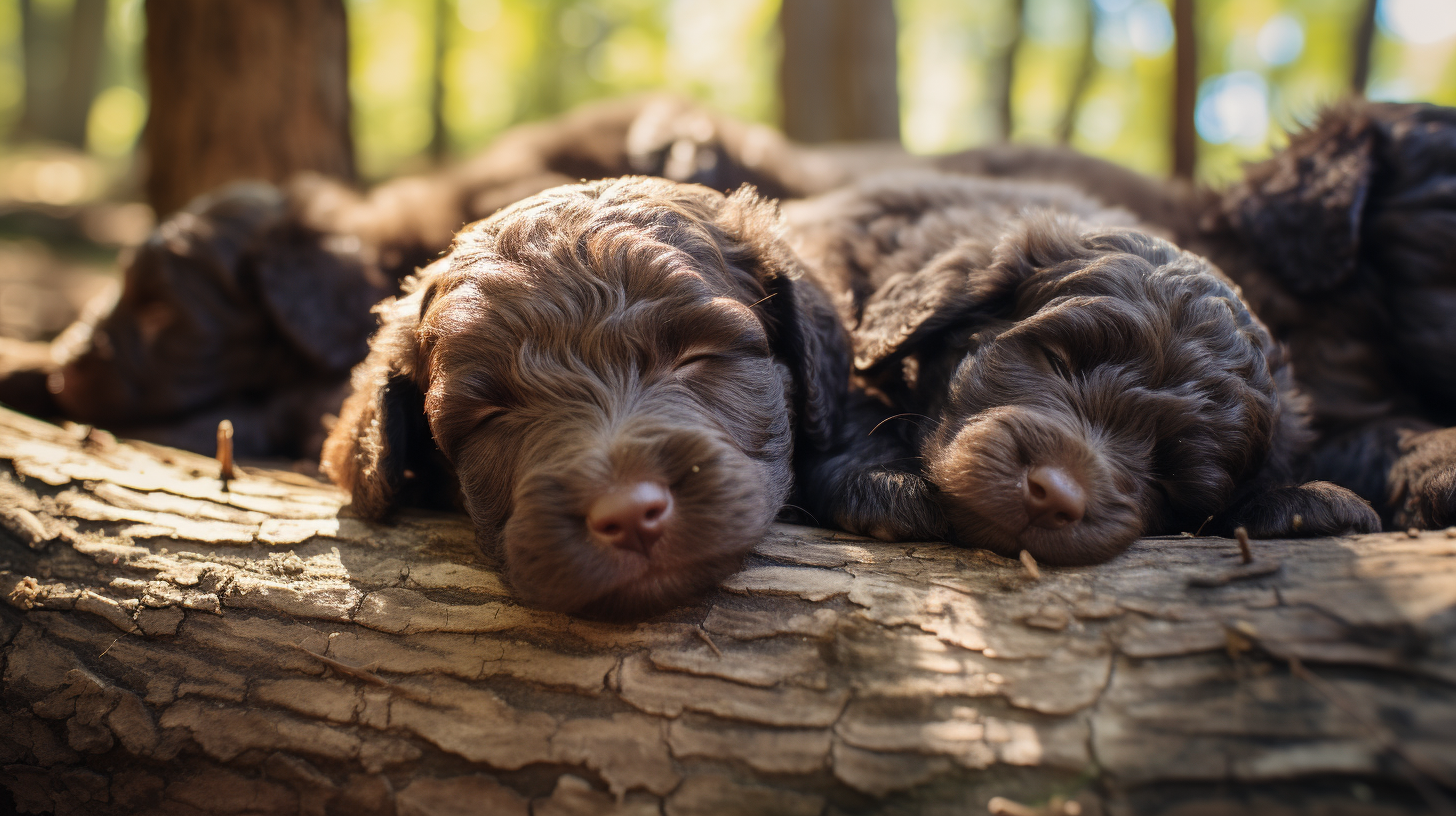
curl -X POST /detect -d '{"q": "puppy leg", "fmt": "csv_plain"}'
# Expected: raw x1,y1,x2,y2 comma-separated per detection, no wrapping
1211,481,1380,539
794,391,949,541
1388,427,1456,529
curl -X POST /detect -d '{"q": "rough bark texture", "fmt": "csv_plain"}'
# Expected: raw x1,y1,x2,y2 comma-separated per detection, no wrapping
778,0,901,144
142,0,355,216
1,403,1455,816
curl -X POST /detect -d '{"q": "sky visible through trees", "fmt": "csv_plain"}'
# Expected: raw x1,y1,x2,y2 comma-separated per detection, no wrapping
0,0,1453,195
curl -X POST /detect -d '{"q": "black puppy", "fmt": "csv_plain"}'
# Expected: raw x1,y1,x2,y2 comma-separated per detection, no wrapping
786,173,1376,564
940,100,1456,530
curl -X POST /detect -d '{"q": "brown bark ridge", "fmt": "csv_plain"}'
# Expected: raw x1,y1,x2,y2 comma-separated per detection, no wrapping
142,0,355,217
779,0,901,144
1,401,1454,815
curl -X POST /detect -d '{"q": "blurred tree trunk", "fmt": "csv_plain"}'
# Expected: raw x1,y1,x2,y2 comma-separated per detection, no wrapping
429,0,450,163
1171,0,1197,180
1351,0,1378,95
142,0,355,216
16,0,107,149
1056,0,1097,145
994,0,1026,142
779,0,900,143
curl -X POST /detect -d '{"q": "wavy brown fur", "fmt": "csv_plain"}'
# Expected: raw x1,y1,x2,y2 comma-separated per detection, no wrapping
938,100,1456,530
322,177,850,619
785,174,1377,564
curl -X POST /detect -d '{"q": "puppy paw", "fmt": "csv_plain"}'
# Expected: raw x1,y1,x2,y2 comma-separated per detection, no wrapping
1389,427,1456,529
1217,481,1380,538
828,467,950,542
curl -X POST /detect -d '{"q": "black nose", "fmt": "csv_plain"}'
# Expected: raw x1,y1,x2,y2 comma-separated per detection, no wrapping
1024,465,1087,530
587,481,674,555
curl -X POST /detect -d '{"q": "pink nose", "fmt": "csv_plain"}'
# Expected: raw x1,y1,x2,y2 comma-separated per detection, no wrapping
1024,465,1087,530
587,482,674,555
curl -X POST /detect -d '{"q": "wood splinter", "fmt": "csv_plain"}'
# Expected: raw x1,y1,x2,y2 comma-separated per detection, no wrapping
1234,526,1253,564
216,419,235,483
1019,549,1041,580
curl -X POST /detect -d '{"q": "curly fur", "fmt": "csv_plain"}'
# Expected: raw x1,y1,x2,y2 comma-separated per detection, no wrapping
939,100,1456,530
786,174,1376,564
322,177,850,619
15,95,865,457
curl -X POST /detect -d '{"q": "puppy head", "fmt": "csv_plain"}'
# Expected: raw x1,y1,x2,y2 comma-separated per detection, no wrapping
323,177,848,618
53,180,391,433
1224,101,1456,408
858,214,1291,564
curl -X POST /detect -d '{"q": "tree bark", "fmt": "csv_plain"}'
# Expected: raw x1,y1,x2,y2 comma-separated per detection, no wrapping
1,403,1454,815
142,0,355,216
778,0,900,144
1171,0,1198,180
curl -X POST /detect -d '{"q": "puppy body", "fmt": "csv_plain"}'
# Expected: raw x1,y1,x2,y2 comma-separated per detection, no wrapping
940,101,1456,529
786,173,1375,564
21,95,881,458
324,177,848,618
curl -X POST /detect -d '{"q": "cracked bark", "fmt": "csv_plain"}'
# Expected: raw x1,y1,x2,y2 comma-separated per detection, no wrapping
1,403,1454,816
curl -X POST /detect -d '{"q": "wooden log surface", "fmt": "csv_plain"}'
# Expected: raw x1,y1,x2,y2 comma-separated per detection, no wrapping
1,402,1455,815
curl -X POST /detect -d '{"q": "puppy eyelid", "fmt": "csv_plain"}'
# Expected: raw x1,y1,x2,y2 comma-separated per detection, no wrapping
1042,347,1073,377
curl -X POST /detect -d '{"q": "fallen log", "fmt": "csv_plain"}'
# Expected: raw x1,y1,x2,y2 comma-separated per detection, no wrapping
1,404,1454,815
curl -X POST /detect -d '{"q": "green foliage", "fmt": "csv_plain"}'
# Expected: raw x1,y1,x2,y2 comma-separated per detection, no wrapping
1,0,1454,186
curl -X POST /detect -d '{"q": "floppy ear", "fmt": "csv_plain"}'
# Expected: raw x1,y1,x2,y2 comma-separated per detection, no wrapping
714,186,852,452
251,222,395,376
853,212,1100,378
320,279,444,519
1222,107,1377,295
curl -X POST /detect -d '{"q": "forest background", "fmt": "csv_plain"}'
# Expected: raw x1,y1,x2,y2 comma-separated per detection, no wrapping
0,0,1453,345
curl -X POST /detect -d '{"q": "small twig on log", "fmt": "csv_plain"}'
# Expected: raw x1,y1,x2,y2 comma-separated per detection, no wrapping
1234,527,1252,564
1019,549,1041,580
1188,559,1280,588
988,795,1082,816
216,419,235,483
695,628,724,659
293,644,392,688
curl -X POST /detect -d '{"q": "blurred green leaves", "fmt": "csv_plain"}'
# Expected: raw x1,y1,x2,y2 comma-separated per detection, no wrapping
2,0,1454,186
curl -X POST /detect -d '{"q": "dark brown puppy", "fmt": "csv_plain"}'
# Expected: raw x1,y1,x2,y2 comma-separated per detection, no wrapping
12,95,863,458
323,177,848,618
786,174,1376,564
939,100,1456,530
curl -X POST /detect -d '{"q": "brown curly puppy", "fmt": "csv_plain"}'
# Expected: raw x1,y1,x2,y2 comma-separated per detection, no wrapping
786,174,1376,564
939,100,1456,530
323,177,848,618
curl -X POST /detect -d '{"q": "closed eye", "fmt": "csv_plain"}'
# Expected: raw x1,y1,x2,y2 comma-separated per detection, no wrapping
1042,347,1073,378
675,353,722,378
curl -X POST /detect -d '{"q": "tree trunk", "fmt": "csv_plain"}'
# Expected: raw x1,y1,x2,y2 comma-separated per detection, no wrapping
1,403,1454,815
778,0,900,144
994,0,1026,143
142,0,355,216
1350,0,1379,96
1056,0,1097,146
1171,0,1197,180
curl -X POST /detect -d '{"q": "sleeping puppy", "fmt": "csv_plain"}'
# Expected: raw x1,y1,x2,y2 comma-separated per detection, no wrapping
17,95,864,458
322,177,848,619
938,100,1456,530
786,174,1377,565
